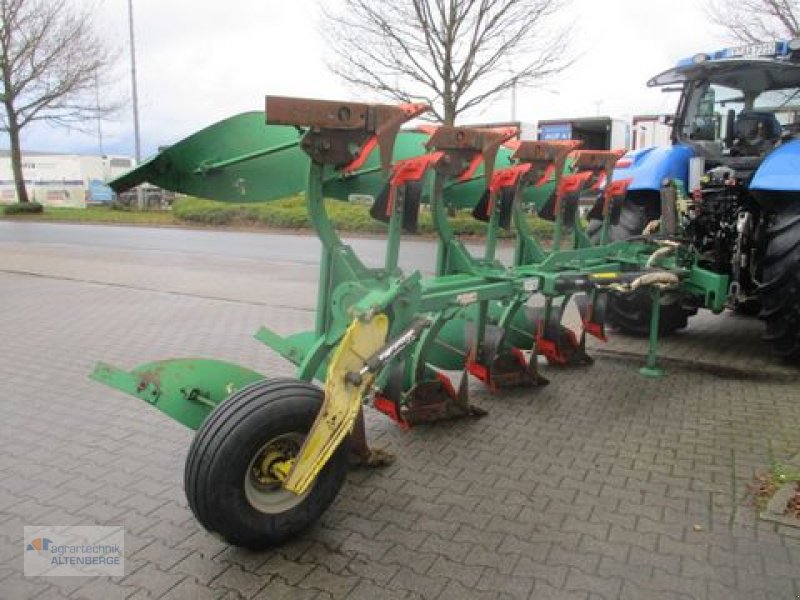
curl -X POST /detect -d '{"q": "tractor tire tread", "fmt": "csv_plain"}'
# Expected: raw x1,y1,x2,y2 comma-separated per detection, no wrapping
588,204,693,337
759,209,800,360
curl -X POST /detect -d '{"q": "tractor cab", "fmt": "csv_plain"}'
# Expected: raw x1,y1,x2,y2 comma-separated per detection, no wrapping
648,40,800,171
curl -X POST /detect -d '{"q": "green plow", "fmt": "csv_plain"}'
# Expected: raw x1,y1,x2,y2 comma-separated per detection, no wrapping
92,96,729,549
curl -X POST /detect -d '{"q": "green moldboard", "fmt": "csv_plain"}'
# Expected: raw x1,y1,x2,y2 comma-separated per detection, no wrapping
427,303,542,371
109,111,557,210
440,148,563,211
109,111,429,203
110,112,308,202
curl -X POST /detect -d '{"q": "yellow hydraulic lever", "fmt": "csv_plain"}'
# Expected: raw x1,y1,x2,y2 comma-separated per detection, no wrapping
282,313,389,494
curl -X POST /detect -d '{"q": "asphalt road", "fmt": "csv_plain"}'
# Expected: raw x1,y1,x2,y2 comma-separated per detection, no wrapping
0,221,513,273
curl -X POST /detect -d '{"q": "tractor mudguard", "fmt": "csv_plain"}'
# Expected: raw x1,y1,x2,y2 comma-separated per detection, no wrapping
750,139,800,193
91,359,265,429
613,144,694,192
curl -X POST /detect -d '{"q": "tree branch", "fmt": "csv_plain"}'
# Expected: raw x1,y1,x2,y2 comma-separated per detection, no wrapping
705,0,800,42
320,0,574,125
0,0,120,202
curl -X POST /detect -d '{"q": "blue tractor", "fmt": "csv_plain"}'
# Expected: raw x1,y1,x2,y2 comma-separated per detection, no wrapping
587,40,800,360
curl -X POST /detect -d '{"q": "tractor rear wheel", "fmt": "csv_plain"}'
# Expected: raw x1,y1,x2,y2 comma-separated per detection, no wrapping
184,378,349,549
759,206,800,360
588,195,694,337
601,288,690,336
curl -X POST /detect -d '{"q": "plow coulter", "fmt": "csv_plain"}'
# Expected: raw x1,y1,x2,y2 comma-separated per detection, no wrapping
92,96,729,547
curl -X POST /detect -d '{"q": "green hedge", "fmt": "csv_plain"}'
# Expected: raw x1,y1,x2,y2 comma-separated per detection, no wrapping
3,201,44,215
172,195,554,239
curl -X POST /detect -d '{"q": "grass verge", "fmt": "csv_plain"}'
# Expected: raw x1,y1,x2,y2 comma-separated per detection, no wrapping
0,195,556,240
171,195,555,239
0,205,176,226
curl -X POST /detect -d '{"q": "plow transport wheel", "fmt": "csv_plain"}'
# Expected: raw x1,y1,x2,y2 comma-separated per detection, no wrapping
184,378,350,549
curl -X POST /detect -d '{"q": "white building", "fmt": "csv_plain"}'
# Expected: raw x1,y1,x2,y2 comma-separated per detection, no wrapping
631,115,674,149
0,151,135,207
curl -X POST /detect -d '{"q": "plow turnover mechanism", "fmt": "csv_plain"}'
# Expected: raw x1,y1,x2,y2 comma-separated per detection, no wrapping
92,96,730,548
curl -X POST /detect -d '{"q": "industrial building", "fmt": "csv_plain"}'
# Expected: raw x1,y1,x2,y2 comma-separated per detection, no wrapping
0,151,135,207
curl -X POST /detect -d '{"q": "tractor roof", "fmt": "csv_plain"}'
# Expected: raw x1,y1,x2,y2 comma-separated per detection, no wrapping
648,40,800,91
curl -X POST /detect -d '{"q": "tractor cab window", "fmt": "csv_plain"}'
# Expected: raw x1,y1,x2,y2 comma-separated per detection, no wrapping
683,83,742,147
681,81,800,156
754,88,800,134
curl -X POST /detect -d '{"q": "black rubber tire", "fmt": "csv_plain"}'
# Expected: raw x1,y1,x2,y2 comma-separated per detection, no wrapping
588,198,693,337
758,208,800,361
602,289,690,337
732,298,762,316
184,378,350,549
587,199,648,242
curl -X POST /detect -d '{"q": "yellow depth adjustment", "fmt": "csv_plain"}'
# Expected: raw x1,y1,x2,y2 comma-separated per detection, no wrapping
589,272,622,280
283,313,390,494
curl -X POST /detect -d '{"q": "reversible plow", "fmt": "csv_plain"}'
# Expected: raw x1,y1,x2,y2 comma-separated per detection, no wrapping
92,96,729,548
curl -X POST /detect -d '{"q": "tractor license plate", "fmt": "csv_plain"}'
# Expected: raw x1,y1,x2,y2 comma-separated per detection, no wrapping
727,42,777,58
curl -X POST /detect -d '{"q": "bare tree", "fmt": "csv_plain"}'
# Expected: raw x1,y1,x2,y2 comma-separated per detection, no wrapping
705,0,799,43
322,0,573,125
0,0,118,204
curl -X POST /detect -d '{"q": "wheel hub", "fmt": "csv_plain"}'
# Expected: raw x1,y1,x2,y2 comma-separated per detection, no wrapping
244,433,309,513
252,440,296,487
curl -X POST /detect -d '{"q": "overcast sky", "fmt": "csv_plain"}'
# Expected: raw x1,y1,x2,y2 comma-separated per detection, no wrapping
19,0,734,158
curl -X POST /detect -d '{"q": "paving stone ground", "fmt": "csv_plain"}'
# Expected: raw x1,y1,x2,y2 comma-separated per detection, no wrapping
0,240,799,600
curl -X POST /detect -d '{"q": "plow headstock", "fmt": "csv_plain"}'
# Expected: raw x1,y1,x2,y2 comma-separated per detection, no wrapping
265,96,429,172
572,149,626,175
426,126,518,185
558,149,628,197
512,140,582,184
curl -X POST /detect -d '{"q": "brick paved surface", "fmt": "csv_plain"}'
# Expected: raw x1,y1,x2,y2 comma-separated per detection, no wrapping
0,239,799,600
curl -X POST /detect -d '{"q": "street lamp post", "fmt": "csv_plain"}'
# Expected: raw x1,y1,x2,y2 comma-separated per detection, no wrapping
511,77,517,122
127,0,143,209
